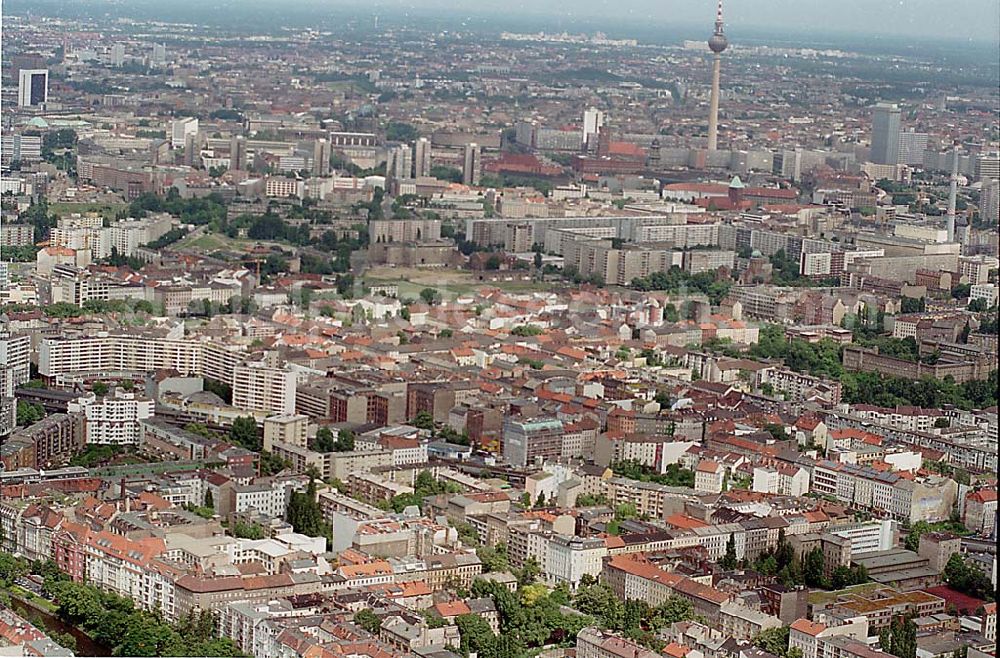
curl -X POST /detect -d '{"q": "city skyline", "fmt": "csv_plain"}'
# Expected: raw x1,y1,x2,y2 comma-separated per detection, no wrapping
0,2,997,658
9,0,1000,46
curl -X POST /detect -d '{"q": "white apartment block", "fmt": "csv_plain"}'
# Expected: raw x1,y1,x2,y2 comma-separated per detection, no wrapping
170,117,199,147
825,520,896,555
265,177,304,198
0,332,31,387
811,461,957,523
695,460,725,493
263,414,309,450
849,404,944,433
50,226,112,259
970,284,998,307
68,390,155,445
231,482,293,521
232,363,297,415
546,535,607,591
111,214,173,256
39,334,245,388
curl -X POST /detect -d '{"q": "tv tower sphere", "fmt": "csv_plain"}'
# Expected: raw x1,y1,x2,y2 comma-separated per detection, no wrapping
708,32,729,53
708,0,728,52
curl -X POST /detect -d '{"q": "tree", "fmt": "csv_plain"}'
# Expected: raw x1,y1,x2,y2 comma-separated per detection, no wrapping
518,557,541,586
229,416,260,451
413,410,435,430
334,429,355,452
900,296,925,313
419,287,440,305
16,401,45,426
753,626,790,657
92,381,109,397
534,492,547,508
354,608,382,634
313,427,337,452
477,543,510,573
657,595,695,624
233,520,266,539
803,546,826,587
943,553,994,601
286,477,329,540
720,533,738,569
614,503,638,521
204,490,214,509
456,613,497,656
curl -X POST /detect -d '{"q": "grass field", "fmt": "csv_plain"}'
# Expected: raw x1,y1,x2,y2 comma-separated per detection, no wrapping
807,581,880,606
48,202,125,220
175,230,252,252
363,266,550,301
10,586,58,613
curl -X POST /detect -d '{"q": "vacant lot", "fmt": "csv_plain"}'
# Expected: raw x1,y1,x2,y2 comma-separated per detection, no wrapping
364,266,549,301
49,201,125,220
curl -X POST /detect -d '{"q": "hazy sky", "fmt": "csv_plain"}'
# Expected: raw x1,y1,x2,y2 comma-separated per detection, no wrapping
346,0,1000,43
11,0,1000,44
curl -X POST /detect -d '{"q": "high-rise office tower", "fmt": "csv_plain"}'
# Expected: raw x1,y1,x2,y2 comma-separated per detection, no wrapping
230,136,247,171
110,43,126,67
706,0,728,151
414,137,432,178
17,69,48,107
980,178,1000,227
870,103,901,165
386,144,413,180
897,129,928,166
313,138,331,176
151,43,167,66
976,152,1000,182
183,132,199,167
463,143,482,186
582,107,605,152
170,117,198,147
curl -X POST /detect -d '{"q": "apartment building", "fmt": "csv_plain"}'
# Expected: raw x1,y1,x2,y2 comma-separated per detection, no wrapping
0,332,31,387
811,461,957,523
604,477,696,520
67,390,155,445
263,414,309,450
577,627,661,658
0,223,35,247
758,367,843,404
503,416,564,468
789,616,870,658
39,334,244,383
369,219,442,243
546,535,607,590
719,601,783,640
4,413,84,469
963,489,997,537
695,460,725,493
231,363,297,415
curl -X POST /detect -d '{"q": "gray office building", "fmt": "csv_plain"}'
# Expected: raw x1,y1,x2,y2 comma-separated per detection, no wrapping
870,103,901,165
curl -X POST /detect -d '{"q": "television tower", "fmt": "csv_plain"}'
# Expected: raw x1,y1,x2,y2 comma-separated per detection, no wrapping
706,0,729,151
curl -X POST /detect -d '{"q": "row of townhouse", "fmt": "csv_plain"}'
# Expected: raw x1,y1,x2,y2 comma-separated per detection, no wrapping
823,409,997,473
0,498,338,624
602,553,732,622
810,460,958,523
